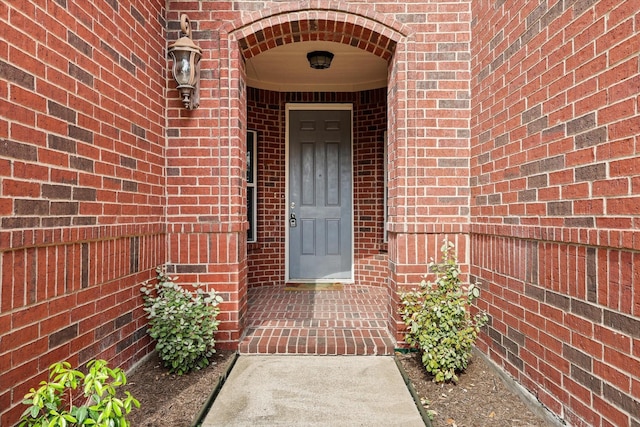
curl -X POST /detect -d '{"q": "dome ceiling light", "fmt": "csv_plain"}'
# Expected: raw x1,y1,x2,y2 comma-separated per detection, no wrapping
306,51,334,70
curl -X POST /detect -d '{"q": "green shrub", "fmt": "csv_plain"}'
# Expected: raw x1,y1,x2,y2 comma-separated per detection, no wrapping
398,240,488,383
141,268,223,375
19,359,139,427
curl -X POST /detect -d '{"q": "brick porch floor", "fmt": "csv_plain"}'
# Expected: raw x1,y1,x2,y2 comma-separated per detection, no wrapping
238,285,397,355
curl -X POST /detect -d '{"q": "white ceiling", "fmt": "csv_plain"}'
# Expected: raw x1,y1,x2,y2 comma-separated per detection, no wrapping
245,41,388,92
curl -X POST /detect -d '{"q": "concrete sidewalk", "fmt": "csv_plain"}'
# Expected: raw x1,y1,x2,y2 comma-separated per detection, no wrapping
201,355,427,426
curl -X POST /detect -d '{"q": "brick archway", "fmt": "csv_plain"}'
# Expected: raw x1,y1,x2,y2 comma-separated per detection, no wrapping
223,0,409,51
219,4,410,346
236,18,397,62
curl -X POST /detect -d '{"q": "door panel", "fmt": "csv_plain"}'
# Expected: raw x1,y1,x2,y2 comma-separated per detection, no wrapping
301,143,315,206
288,109,352,281
326,143,340,206
301,219,316,255
326,219,341,255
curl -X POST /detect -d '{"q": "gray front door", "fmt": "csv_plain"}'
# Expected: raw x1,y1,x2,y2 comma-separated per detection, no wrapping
288,108,352,281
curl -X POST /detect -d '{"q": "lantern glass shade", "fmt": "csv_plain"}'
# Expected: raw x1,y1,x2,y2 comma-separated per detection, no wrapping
306,51,334,69
175,55,191,85
169,47,200,87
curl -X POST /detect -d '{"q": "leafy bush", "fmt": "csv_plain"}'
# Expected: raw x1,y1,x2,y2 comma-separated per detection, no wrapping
141,268,223,375
19,359,139,427
398,240,488,383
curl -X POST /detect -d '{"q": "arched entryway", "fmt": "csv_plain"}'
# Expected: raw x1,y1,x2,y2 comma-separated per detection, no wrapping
220,5,409,353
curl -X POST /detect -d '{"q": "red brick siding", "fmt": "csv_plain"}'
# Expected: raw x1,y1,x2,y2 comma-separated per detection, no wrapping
246,89,285,286
389,232,472,344
0,1,166,425
246,88,389,288
471,0,640,425
165,230,247,347
354,90,390,286
11,0,639,424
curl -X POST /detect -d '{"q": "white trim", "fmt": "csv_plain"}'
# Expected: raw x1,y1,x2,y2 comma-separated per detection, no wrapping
383,131,388,243
286,103,353,111
285,103,354,283
247,130,258,243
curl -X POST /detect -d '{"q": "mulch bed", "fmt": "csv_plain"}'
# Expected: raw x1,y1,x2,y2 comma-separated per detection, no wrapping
396,351,551,426
125,351,237,427
124,350,552,426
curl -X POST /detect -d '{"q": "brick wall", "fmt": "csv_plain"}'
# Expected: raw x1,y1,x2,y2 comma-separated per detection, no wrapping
471,0,640,425
246,88,388,288
0,1,166,424
7,0,637,424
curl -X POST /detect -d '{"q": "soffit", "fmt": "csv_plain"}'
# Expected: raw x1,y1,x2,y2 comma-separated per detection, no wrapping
245,41,388,92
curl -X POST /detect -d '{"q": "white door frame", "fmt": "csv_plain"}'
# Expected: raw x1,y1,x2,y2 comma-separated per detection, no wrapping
285,103,354,283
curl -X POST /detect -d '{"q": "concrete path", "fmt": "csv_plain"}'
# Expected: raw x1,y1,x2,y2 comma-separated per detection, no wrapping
202,355,427,426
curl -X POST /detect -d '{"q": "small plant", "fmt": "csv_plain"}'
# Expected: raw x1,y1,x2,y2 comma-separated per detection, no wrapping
141,268,223,375
420,398,436,421
398,240,488,383
19,359,139,427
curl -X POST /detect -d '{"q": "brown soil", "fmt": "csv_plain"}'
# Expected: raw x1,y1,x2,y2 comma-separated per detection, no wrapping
124,350,551,427
396,352,551,426
125,351,237,427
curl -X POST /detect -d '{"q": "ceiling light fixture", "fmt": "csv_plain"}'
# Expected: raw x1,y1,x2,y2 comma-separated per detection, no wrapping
306,51,334,70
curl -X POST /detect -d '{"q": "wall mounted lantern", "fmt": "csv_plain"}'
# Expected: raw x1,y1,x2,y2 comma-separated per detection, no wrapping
168,14,202,110
306,51,334,70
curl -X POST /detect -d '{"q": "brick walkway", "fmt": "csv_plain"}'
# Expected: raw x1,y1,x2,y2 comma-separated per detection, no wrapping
238,285,397,355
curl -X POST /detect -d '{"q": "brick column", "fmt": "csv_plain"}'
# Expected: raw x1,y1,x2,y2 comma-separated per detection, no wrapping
165,13,248,349
385,3,473,342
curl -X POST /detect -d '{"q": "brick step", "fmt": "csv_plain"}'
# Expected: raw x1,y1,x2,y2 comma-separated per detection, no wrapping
244,319,389,329
240,285,396,355
238,327,395,355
